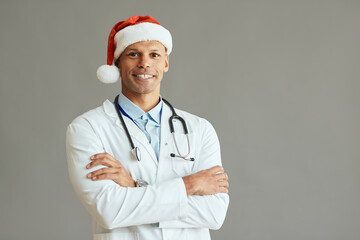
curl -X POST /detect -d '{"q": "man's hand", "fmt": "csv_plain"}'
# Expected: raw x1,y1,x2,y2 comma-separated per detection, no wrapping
182,166,229,196
86,152,135,187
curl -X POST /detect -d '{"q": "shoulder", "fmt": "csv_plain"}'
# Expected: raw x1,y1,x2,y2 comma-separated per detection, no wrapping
67,99,115,133
174,108,206,124
173,107,216,135
172,107,220,158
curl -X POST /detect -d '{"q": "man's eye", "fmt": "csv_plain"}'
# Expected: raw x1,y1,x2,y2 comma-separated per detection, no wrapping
128,52,138,57
151,53,160,57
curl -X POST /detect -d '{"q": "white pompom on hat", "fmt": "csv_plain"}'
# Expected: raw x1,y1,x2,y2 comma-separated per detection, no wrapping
97,15,172,84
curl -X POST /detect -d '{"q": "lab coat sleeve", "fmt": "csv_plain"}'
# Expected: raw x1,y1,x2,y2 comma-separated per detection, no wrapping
159,119,229,230
66,116,188,229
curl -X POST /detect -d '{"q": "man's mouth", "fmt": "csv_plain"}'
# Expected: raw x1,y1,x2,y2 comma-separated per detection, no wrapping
133,74,154,80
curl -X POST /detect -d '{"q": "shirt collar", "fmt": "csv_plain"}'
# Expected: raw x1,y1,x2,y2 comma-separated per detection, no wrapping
118,93,162,124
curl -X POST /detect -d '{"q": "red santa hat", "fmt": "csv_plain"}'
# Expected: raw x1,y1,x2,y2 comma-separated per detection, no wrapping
96,15,172,84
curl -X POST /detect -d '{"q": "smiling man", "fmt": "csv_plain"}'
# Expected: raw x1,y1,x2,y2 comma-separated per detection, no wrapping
115,40,169,112
66,15,229,240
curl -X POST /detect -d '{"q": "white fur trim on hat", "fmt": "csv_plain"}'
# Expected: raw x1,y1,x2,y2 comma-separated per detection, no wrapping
113,22,172,62
96,64,120,83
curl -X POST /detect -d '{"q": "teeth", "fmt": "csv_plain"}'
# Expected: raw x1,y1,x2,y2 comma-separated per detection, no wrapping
137,74,153,78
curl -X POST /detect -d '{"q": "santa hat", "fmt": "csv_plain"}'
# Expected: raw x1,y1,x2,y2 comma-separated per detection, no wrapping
96,15,172,84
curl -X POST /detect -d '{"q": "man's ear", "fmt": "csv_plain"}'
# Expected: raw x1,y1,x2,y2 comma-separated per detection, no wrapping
115,58,120,68
164,54,169,72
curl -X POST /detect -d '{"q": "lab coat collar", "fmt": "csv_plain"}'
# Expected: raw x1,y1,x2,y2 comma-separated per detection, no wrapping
102,99,120,124
118,93,145,120
118,93,163,125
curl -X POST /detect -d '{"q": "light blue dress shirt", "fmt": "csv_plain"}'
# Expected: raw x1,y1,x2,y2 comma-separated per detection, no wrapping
118,93,163,160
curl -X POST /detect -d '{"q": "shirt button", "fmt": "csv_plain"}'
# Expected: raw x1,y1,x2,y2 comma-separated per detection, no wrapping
164,142,168,146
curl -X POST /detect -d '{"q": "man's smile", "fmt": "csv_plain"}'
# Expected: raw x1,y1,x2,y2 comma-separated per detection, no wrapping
132,74,155,80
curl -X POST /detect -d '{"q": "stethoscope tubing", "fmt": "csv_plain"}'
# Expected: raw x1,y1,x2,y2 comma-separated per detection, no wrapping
114,95,136,150
114,94,194,162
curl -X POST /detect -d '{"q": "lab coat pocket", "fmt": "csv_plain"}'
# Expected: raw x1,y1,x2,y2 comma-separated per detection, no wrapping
170,133,195,177
94,231,139,240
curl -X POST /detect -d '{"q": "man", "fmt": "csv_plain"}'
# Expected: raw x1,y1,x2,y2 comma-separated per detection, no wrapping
66,15,229,240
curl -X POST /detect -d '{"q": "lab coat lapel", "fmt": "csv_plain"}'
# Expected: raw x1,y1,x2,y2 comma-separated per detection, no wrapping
159,103,173,162
102,100,158,165
155,103,176,182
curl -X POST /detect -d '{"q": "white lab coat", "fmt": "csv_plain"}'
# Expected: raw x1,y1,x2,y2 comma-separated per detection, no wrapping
66,99,229,240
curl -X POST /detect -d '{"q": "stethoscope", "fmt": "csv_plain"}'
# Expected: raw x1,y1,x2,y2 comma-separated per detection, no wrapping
114,94,195,162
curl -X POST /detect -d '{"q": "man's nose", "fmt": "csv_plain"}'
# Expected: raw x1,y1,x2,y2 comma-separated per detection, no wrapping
137,56,150,68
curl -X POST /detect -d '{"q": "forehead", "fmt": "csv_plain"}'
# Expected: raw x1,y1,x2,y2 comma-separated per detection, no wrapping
123,40,167,52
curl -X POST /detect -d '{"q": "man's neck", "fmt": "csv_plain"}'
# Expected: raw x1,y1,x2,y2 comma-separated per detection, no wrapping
122,92,160,112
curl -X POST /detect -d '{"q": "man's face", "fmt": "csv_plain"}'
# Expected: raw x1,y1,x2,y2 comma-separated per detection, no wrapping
117,40,169,98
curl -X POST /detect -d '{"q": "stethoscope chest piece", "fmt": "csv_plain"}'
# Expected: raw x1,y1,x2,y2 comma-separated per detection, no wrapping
131,147,141,161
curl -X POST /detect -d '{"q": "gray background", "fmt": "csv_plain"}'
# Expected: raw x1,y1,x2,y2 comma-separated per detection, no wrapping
1,0,359,239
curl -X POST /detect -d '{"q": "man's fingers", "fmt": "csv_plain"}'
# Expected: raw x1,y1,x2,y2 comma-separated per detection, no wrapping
87,167,118,179
90,172,117,181
215,172,228,181
87,153,123,169
219,180,229,189
208,165,224,174
219,187,229,194
90,152,115,161
87,158,116,169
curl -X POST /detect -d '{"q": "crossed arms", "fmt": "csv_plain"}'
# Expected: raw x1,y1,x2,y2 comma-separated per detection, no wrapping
66,116,229,230
86,152,229,196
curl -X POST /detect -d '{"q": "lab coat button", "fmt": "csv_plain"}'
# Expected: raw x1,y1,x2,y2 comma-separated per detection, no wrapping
165,142,168,146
